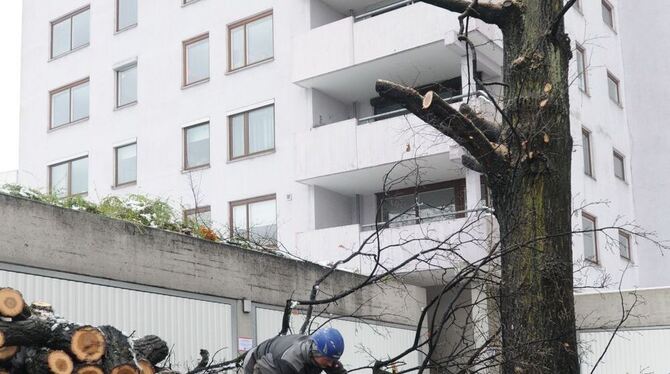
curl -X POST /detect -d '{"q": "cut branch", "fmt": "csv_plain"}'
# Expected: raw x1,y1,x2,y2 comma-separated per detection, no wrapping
377,80,506,170
459,103,501,142
420,0,515,26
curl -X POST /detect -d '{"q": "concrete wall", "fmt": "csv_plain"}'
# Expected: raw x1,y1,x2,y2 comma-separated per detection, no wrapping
310,89,352,128
0,193,426,339
314,186,355,229
575,288,670,330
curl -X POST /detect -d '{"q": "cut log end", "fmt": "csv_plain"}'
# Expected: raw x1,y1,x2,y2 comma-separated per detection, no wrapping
138,359,155,374
0,346,17,361
112,364,140,374
422,91,435,109
48,350,74,374
0,331,4,347
0,288,25,317
71,326,106,362
75,365,104,374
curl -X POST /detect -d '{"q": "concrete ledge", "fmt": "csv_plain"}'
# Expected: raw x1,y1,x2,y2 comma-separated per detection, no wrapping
0,193,425,326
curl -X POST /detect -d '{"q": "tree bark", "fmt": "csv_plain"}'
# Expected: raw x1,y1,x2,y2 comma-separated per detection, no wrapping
99,325,139,374
132,335,168,366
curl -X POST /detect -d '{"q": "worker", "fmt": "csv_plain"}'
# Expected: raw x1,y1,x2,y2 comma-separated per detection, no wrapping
243,327,346,374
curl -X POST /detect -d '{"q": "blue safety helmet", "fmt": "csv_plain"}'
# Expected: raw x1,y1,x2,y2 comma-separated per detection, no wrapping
310,327,345,359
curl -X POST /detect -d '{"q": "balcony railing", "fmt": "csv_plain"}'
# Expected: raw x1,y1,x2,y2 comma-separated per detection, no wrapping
360,207,493,231
353,0,415,22
357,90,490,125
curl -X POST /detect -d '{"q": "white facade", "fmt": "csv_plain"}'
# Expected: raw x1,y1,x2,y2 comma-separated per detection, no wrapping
18,0,670,289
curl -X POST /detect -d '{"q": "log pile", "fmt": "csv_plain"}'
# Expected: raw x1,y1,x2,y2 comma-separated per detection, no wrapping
0,288,170,374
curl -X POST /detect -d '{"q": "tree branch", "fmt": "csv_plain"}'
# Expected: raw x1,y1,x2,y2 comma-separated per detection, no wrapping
459,103,501,142
420,0,516,26
375,80,507,170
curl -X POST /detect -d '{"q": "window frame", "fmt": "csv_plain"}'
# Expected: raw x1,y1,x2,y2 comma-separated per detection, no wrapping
48,155,89,197
184,205,212,225
601,0,615,30
114,142,137,188
607,71,621,105
582,212,599,264
183,122,210,171
228,104,276,160
575,44,588,94
49,77,90,130
50,5,90,59
116,0,138,33
375,179,467,224
613,150,626,181
227,10,274,72
582,128,594,178
182,33,210,87
115,63,138,109
229,194,277,242
618,230,631,260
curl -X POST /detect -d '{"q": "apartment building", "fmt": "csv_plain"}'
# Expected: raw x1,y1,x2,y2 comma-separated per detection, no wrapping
17,0,670,290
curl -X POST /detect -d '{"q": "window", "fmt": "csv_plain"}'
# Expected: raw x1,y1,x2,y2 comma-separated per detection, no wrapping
582,212,598,263
619,230,631,259
607,72,621,105
377,180,467,226
49,156,88,197
229,105,275,159
601,0,615,29
51,6,90,59
613,151,625,181
184,122,210,169
50,78,90,129
183,33,209,86
116,0,137,32
115,143,137,187
230,195,277,245
229,11,273,71
184,206,212,227
116,63,137,108
575,44,587,93
582,128,593,177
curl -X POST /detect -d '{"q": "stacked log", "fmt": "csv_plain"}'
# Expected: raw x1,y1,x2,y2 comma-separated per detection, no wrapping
0,288,170,373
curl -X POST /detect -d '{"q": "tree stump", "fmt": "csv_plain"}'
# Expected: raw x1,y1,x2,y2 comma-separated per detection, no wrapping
71,326,106,362
0,288,26,318
25,348,73,374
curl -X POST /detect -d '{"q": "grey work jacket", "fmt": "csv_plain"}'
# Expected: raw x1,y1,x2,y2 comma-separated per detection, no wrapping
243,335,346,374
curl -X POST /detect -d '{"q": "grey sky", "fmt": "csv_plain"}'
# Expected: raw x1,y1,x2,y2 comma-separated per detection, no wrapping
0,1,21,173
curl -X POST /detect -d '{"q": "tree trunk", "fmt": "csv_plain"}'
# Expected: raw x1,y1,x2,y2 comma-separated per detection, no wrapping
491,1,578,373
377,1,580,372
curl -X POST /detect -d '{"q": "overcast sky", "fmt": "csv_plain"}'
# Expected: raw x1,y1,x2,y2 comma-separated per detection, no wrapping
0,1,22,173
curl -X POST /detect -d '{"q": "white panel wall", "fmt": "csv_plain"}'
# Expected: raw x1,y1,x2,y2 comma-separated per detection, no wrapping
0,269,233,369
579,328,670,373
255,307,421,374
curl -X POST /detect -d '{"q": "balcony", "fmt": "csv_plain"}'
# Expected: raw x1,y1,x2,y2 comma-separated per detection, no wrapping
296,94,498,195
295,208,496,279
294,1,503,104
